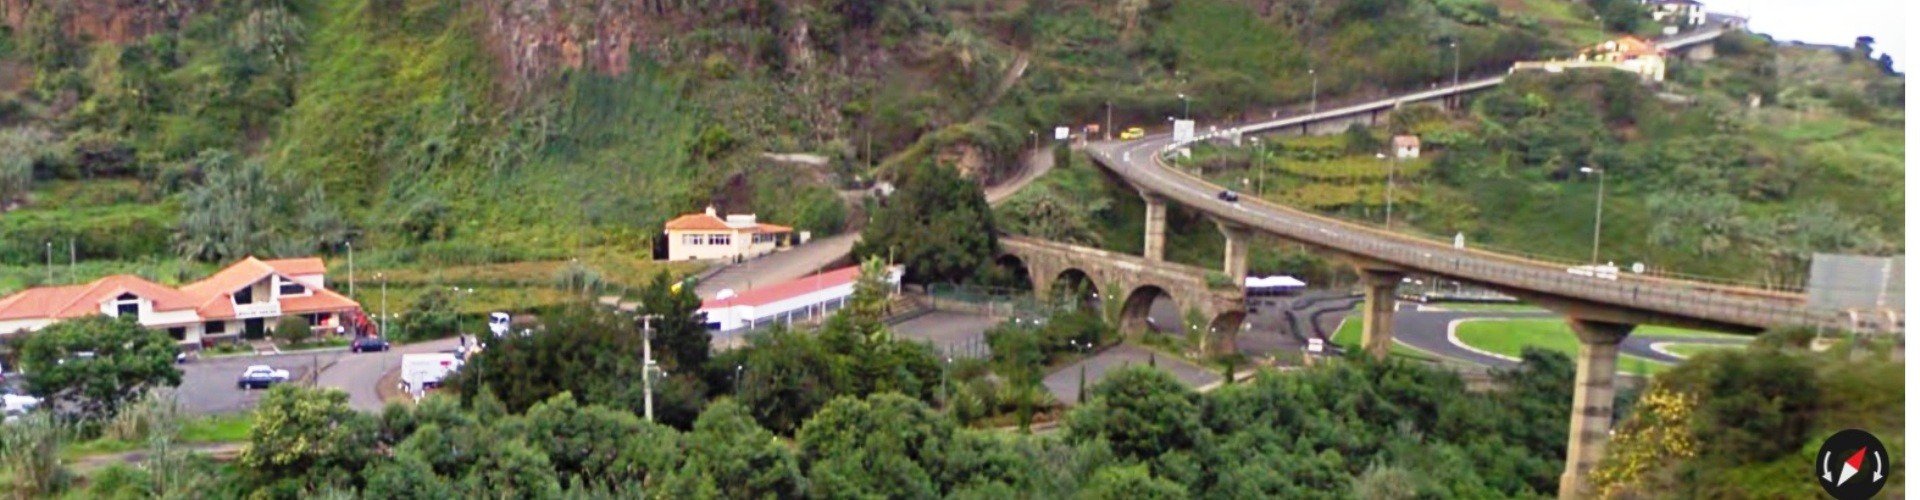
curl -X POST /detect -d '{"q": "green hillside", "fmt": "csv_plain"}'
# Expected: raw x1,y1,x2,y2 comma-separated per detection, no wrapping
1003,32,1904,286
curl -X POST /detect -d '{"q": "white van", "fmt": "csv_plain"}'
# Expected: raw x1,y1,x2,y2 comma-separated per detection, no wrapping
399,353,463,398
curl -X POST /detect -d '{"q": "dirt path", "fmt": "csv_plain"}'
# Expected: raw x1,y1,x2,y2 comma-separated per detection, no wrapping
68,442,247,474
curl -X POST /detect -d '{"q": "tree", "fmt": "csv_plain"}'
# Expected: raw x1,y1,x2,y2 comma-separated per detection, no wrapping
274,316,313,345
1065,366,1202,461
661,399,807,498
18,316,182,422
796,394,949,498
998,185,1109,246
640,271,707,375
0,127,54,204
520,393,683,489
855,159,999,285
175,157,346,262
1078,464,1189,499
445,303,659,418
237,386,377,493
391,288,461,342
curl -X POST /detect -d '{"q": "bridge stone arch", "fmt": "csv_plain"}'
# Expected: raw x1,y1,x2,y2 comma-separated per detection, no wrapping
999,236,1246,355
992,254,1034,292
1118,284,1183,334
1052,268,1104,310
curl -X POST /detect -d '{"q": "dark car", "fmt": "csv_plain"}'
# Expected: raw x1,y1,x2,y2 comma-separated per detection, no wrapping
351,336,391,353
1217,190,1240,202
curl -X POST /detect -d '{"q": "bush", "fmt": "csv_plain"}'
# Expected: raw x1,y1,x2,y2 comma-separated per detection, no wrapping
1665,349,1820,465
274,317,312,346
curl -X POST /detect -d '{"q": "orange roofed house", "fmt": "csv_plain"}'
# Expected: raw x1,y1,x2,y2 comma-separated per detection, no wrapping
663,206,798,262
0,257,362,347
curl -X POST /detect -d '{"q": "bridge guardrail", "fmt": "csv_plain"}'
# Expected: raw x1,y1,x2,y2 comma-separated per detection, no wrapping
1100,138,1857,333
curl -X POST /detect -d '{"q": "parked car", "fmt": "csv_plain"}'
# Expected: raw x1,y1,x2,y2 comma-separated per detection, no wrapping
2,381,40,416
1119,127,1146,141
351,336,391,353
237,365,291,389
1217,190,1240,202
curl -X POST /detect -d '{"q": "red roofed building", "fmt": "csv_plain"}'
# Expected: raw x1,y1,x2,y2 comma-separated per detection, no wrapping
663,206,797,262
0,256,362,347
697,264,903,332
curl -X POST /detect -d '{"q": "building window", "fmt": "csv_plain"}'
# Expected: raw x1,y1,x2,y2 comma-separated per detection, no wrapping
234,286,254,305
711,234,731,246
310,313,331,326
205,321,226,334
279,280,307,296
167,327,186,341
683,234,700,245
117,302,139,318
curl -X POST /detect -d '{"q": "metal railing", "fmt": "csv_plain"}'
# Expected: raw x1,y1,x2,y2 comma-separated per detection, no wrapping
1093,137,1861,333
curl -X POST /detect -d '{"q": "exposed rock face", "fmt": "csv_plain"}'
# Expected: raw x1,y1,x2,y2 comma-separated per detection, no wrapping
1,0,207,44
485,0,651,86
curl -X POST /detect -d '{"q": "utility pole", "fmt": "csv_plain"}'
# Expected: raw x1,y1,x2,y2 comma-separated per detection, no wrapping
642,315,655,421
347,241,354,298
379,273,388,338
1580,166,1607,264
44,241,51,284
67,238,74,283
1450,41,1462,109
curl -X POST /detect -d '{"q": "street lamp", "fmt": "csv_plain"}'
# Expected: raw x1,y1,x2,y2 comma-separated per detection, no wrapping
734,364,745,396
1178,93,1189,120
1028,130,1038,155
1308,69,1318,114
1580,166,1607,264
1450,41,1461,90
1104,101,1114,141
376,273,388,338
346,241,353,298
1376,152,1397,229
1250,137,1265,196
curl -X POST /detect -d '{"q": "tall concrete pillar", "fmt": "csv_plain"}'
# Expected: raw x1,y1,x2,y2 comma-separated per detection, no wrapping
1216,220,1251,284
1357,268,1404,360
1143,193,1167,261
1558,319,1635,499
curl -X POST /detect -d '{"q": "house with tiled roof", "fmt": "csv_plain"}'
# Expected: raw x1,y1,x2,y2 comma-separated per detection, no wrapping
663,206,798,262
1509,36,1668,83
1646,0,1705,27
0,256,361,347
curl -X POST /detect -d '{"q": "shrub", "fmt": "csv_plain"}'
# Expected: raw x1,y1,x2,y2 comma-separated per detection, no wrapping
274,316,312,346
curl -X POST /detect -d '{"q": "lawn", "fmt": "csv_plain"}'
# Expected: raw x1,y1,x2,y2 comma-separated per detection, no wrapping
1450,319,1752,376
60,413,254,459
1330,318,1438,361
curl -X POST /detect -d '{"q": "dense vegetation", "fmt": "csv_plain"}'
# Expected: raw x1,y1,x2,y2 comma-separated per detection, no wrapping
0,0,1641,308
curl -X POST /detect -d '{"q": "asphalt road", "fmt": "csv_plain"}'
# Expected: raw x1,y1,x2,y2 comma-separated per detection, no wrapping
1085,31,1831,333
177,337,463,414
1329,305,1750,370
1042,344,1219,405
689,146,1054,302
892,311,1002,359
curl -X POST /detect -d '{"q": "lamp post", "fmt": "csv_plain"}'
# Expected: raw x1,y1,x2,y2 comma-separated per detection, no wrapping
1450,41,1461,90
1028,130,1038,156
1376,153,1397,229
1580,166,1607,264
641,314,656,421
346,241,354,298
1178,93,1189,120
734,364,745,396
1251,137,1265,196
376,273,388,339
1309,69,1318,114
1104,101,1113,141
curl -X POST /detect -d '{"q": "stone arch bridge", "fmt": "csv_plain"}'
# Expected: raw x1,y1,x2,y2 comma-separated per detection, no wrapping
998,236,1248,352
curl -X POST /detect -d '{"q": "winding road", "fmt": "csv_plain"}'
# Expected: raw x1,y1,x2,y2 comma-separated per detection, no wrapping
1315,304,1750,371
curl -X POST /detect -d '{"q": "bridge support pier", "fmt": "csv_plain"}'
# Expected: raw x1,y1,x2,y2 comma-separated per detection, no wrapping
1558,319,1635,499
1216,220,1251,284
1143,193,1167,261
1357,268,1404,361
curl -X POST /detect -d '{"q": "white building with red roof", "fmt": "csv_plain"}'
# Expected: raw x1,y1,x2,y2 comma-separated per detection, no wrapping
0,257,361,347
696,264,903,332
663,206,797,262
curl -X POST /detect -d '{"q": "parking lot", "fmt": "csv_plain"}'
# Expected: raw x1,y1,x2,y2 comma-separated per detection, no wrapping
175,337,463,414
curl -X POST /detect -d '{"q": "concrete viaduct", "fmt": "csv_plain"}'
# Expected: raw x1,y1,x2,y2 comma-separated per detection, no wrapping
1009,26,1884,499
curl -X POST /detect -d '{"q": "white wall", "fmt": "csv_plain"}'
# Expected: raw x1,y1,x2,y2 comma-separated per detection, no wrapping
144,308,201,328
0,318,53,335
699,282,858,331
667,231,782,261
